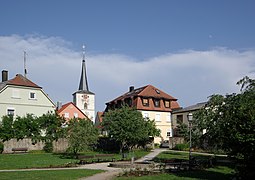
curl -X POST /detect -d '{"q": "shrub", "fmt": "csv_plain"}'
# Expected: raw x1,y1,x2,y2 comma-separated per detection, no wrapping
0,142,3,153
173,143,189,151
43,141,53,153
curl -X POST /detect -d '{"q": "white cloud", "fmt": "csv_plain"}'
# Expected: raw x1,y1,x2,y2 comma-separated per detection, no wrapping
0,35,255,111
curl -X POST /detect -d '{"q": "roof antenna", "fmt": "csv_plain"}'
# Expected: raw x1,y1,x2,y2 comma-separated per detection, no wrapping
24,51,28,77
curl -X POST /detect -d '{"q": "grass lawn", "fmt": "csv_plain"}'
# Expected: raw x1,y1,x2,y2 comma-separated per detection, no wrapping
0,150,151,170
0,169,104,180
0,153,79,169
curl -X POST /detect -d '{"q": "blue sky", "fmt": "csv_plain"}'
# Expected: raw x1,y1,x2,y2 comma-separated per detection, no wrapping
1,0,255,111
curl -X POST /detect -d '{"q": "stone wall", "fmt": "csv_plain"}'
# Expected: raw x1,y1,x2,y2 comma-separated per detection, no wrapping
169,137,185,149
2,138,68,153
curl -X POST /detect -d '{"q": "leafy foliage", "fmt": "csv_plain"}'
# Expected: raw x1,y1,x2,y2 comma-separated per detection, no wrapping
0,115,15,142
37,112,66,143
66,118,98,155
195,76,255,178
0,112,65,147
102,106,160,153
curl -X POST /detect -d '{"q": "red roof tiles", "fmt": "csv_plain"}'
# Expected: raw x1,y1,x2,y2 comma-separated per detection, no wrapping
106,85,180,112
6,74,41,88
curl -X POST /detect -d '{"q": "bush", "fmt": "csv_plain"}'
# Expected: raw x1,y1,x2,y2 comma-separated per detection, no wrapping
173,143,189,151
0,142,3,153
43,141,53,153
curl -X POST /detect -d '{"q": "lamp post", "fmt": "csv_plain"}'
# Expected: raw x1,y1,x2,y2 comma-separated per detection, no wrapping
187,112,193,170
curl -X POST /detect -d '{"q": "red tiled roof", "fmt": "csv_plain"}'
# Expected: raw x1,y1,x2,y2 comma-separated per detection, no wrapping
6,74,41,88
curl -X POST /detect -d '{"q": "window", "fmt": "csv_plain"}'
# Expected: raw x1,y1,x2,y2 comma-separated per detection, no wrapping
164,100,170,108
12,89,20,98
155,113,161,122
167,129,172,137
154,99,160,107
143,113,149,118
74,113,78,118
29,92,36,99
166,114,171,122
7,109,15,116
177,115,183,124
84,102,88,109
64,113,69,118
142,98,149,106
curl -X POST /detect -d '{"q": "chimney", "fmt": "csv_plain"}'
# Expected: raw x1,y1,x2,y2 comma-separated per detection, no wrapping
56,101,62,110
2,70,8,82
129,86,134,92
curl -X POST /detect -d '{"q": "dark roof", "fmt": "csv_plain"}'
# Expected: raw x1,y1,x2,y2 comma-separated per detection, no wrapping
172,102,207,113
0,74,41,91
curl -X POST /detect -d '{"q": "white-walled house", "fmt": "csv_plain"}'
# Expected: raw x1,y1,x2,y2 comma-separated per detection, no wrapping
0,70,55,120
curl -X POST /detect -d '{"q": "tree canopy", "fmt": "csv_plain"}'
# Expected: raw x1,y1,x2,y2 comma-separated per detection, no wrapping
0,112,65,144
195,76,255,178
66,118,98,156
102,105,160,153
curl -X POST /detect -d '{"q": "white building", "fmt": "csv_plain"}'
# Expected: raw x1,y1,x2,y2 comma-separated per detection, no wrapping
0,70,55,120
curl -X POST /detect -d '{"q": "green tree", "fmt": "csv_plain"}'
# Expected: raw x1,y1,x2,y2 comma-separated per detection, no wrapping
102,106,160,153
195,76,255,178
37,112,66,143
67,118,98,156
0,115,14,142
13,114,40,142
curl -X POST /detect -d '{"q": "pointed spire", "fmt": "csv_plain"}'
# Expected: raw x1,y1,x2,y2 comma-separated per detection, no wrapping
78,45,89,91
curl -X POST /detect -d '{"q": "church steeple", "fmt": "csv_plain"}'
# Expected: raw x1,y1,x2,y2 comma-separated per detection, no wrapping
78,45,89,91
73,45,95,123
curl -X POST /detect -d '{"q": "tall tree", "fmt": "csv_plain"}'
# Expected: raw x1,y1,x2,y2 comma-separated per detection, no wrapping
195,76,255,178
66,118,98,156
102,106,160,153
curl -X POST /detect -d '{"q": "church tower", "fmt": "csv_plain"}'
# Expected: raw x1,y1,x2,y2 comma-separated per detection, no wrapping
73,45,95,123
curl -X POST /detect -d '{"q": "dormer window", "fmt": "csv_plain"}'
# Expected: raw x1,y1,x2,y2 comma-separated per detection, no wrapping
142,98,149,106
154,99,160,107
165,100,170,108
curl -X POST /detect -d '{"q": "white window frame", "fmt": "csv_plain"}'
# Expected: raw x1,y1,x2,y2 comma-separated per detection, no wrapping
29,91,36,100
143,112,149,118
155,113,161,122
7,108,15,116
166,114,171,122
64,112,69,118
12,89,20,99
166,129,172,137
74,112,78,118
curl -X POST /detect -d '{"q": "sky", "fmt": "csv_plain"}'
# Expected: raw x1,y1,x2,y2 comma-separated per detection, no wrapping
0,0,255,111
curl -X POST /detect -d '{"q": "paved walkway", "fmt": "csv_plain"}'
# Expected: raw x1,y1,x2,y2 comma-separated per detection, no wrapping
80,148,168,180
